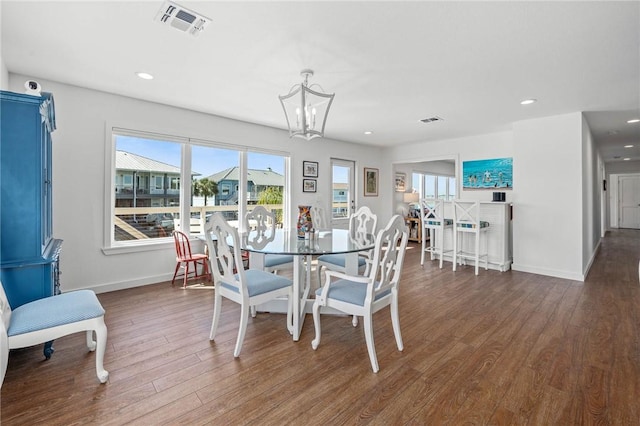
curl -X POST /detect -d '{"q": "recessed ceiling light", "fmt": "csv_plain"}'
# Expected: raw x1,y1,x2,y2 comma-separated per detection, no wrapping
364,131,373,135
627,118,640,123
624,145,634,148
520,99,537,105
623,158,631,161
136,72,154,80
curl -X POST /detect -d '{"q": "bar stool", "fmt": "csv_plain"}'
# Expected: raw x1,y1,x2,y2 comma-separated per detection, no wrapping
452,200,490,275
419,198,453,268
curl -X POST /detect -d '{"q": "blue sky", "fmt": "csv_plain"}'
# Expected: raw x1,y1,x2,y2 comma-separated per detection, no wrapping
116,136,285,177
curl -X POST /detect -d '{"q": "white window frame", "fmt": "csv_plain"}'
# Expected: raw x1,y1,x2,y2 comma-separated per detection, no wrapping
103,126,290,255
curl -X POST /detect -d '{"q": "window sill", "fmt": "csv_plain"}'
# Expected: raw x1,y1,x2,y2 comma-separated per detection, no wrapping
102,238,174,255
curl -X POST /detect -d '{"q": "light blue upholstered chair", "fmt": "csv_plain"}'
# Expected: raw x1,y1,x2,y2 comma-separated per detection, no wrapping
244,205,293,274
311,215,409,373
316,206,377,285
204,213,293,357
0,281,108,387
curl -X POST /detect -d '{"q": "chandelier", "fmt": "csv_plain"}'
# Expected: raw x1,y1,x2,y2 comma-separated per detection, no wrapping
279,69,335,140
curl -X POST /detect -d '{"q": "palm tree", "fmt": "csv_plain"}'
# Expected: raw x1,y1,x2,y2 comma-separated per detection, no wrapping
257,186,283,224
193,178,218,206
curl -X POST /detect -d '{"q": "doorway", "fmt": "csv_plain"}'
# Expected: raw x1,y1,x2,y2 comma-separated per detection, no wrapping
330,158,355,228
618,174,640,229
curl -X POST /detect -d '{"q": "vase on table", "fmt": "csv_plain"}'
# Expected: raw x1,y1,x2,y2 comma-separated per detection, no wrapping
297,205,313,238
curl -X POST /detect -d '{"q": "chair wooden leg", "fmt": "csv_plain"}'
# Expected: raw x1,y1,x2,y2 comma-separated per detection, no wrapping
390,294,404,352
184,261,192,288
171,262,180,286
94,319,109,383
286,288,293,335
311,300,322,350
210,290,222,341
475,232,480,275
363,314,379,373
86,330,96,351
233,303,250,357
452,231,458,272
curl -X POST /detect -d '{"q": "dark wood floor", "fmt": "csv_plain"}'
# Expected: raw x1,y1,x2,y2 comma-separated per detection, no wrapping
2,229,639,424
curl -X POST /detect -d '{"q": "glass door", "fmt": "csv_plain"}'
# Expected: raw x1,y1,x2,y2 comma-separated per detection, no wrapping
330,158,355,228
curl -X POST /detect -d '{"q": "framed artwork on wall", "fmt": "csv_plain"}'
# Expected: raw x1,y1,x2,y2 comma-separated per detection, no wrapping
303,161,318,178
364,167,379,197
395,172,406,192
462,157,513,190
303,179,317,193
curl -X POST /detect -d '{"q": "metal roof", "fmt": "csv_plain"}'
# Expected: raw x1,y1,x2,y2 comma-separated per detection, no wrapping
116,151,181,174
206,167,284,186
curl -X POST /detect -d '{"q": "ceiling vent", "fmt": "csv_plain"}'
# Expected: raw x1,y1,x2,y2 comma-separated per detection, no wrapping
155,1,210,37
420,116,443,124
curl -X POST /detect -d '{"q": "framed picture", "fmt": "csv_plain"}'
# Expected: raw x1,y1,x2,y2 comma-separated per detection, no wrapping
303,161,318,178
462,157,513,190
364,167,379,197
303,178,317,193
395,172,406,192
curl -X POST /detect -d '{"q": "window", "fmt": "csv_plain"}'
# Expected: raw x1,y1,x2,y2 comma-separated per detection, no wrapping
108,128,289,250
412,172,456,201
247,151,287,228
331,159,355,223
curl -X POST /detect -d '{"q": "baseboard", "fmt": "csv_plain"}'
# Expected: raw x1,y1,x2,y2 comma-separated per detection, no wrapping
511,263,584,282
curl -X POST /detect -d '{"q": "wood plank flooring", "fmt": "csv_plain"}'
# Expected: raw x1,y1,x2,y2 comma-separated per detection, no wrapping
2,229,639,424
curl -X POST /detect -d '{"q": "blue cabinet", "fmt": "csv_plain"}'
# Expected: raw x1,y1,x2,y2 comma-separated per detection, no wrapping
0,90,62,308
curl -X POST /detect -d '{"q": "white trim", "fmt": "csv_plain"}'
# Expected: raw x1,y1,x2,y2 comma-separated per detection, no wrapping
609,172,640,229
511,263,585,282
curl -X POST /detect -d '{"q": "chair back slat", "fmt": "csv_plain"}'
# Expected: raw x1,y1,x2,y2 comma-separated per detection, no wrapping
350,206,377,245
310,206,329,230
368,215,409,296
453,200,481,227
419,198,445,223
173,230,194,260
204,213,245,293
244,206,276,248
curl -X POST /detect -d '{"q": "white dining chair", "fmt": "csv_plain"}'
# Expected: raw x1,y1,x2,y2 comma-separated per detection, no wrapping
419,198,453,268
204,212,293,357
310,205,329,230
311,215,409,373
316,206,377,285
452,200,490,275
244,206,294,274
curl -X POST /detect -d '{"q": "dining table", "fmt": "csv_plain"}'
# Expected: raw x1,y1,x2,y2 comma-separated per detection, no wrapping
240,228,376,341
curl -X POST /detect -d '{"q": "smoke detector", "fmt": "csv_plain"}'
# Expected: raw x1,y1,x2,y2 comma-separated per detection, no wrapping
155,1,210,37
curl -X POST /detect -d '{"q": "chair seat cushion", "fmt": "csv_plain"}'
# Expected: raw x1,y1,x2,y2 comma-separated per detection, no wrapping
7,290,105,337
264,254,294,268
315,279,390,307
222,269,291,297
424,218,453,227
317,254,366,268
457,221,490,229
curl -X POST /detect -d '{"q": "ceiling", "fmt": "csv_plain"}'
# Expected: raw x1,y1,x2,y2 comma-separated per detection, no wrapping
2,1,639,162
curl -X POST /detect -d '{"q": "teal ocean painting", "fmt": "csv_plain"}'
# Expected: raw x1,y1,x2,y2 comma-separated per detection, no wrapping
463,157,513,189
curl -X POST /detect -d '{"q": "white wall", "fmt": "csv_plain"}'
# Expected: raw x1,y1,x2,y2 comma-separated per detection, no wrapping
581,114,602,276
387,131,513,200
388,113,598,281
512,112,584,280
0,5,8,90
8,73,387,293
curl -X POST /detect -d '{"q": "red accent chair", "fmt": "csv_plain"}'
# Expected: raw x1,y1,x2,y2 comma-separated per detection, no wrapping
171,230,211,288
